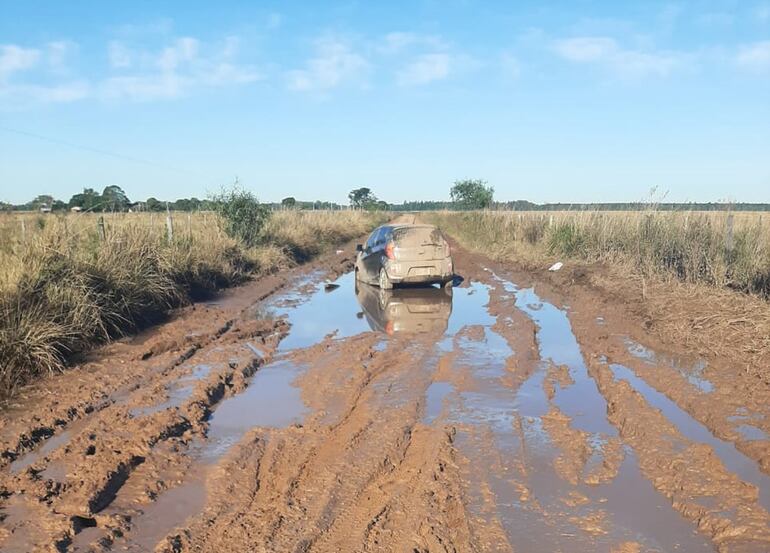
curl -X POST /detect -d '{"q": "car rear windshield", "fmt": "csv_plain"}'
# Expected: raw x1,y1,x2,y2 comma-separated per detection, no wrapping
391,226,446,247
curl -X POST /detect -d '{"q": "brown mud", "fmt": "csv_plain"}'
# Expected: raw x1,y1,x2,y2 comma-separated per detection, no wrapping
1,229,769,552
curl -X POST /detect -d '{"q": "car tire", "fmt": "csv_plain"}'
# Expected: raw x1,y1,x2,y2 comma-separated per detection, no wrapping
379,268,393,290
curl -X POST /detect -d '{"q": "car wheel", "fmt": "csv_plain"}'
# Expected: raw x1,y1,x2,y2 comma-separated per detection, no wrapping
379,268,393,290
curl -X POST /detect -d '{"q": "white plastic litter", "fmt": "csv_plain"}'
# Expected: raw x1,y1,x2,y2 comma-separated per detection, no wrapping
548,262,563,272
336,249,344,254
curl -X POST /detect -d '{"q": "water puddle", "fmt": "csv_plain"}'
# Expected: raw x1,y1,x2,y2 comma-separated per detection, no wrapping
736,424,768,441
202,359,308,460
423,381,454,424
610,363,770,513
626,338,714,393
477,273,712,550
269,272,371,350
116,476,207,553
129,365,211,418
513,286,615,436
356,282,453,335
9,429,72,474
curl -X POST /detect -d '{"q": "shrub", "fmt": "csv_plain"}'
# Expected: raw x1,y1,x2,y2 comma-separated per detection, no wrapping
210,186,271,247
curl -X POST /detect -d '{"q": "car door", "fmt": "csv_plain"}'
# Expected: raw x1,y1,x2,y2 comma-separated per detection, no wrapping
364,227,388,282
360,228,381,283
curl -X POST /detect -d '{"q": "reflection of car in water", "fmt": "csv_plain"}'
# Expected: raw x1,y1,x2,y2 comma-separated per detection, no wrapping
355,281,452,335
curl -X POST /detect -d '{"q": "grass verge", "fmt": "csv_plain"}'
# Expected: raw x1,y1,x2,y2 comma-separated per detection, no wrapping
0,210,387,395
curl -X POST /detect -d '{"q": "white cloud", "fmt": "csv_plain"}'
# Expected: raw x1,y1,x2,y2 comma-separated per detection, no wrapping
736,40,770,72
553,36,683,78
46,41,76,73
287,37,368,91
396,53,451,85
0,81,90,108
0,45,40,79
156,37,199,71
108,41,133,68
756,4,770,22
1,33,261,108
379,32,446,54
696,12,735,27
100,35,260,101
500,52,521,78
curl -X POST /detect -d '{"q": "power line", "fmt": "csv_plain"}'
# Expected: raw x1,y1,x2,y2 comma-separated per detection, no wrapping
0,124,195,175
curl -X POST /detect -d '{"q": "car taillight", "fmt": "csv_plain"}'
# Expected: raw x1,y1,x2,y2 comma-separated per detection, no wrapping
385,242,395,260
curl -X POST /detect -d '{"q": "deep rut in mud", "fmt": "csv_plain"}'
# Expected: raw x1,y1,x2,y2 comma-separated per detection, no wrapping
2,240,770,552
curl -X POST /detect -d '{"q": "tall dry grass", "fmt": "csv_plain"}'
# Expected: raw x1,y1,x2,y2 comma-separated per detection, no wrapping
0,210,386,394
427,210,770,296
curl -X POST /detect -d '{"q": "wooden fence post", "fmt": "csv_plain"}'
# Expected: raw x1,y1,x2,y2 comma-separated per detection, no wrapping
20,217,26,242
97,216,106,241
166,206,174,244
725,213,734,252
187,212,192,241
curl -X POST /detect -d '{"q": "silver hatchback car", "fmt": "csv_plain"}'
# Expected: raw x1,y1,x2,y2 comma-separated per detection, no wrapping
355,224,454,289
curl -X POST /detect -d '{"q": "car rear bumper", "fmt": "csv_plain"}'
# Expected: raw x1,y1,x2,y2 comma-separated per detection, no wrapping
385,259,453,284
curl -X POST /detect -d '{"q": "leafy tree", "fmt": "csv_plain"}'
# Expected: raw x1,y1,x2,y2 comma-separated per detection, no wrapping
68,188,102,211
102,185,130,211
281,197,297,209
450,179,494,210
348,187,377,209
172,198,192,211
29,195,55,209
210,183,271,247
146,197,165,211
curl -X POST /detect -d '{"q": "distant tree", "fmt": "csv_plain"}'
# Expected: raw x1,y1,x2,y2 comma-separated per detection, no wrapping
68,188,102,211
281,197,297,209
450,179,494,210
29,195,55,209
172,198,192,211
348,187,377,209
51,200,67,211
101,185,130,212
145,197,164,211
369,200,390,211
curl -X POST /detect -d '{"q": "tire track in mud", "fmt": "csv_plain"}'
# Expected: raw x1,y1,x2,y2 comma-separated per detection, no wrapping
3,238,770,552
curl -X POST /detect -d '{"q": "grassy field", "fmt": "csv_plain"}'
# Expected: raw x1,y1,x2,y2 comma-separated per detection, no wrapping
428,210,770,297
0,209,387,395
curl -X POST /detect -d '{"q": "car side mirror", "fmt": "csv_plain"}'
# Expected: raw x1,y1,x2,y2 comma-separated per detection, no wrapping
356,244,363,252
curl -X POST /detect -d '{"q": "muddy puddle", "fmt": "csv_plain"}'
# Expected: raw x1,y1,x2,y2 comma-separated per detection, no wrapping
625,338,715,393
131,268,767,549
610,362,770,513
8,256,770,552
432,274,713,550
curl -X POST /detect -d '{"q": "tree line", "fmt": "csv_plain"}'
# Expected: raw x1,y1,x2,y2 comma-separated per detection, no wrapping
3,179,767,213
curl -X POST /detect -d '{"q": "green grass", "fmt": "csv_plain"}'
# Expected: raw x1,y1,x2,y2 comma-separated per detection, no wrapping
0,210,387,396
427,210,770,297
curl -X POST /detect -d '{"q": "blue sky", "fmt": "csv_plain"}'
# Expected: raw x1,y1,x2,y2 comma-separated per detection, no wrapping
1,1,768,205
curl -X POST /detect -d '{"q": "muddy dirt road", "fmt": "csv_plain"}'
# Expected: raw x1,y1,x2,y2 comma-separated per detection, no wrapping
2,236,770,552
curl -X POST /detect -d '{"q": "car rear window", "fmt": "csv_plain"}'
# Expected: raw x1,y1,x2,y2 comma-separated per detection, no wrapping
391,226,445,246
